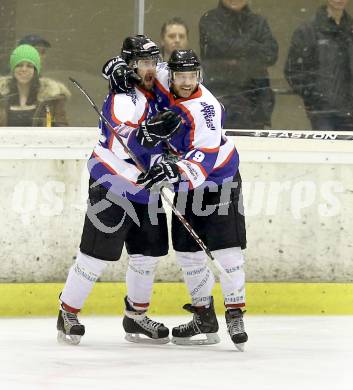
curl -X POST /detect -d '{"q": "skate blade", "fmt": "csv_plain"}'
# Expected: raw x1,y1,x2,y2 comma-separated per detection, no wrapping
125,333,170,345
171,333,220,346
235,343,245,352
57,331,82,346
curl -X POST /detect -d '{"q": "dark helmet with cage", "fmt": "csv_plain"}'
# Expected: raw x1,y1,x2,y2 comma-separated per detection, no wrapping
168,49,203,83
121,34,160,68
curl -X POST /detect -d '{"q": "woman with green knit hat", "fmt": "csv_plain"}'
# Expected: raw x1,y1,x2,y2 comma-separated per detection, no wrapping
0,44,70,127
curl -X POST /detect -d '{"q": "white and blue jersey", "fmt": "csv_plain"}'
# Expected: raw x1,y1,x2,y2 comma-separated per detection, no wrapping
90,61,239,201
88,87,161,204
154,66,239,190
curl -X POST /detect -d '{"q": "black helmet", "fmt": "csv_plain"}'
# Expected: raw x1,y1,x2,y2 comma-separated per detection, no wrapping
168,49,201,72
121,35,160,64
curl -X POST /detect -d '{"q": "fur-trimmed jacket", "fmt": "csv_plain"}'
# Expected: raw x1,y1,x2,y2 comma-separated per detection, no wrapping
0,76,71,126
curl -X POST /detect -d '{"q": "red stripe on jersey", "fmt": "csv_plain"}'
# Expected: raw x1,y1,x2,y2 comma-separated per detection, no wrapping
174,86,202,149
154,81,202,105
213,147,236,171
110,95,123,125
136,85,155,101
199,146,220,153
139,103,148,124
175,103,196,149
108,131,115,150
125,121,139,129
188,159,207,178
92,151,139,187
174,86,202,103
108,136,114,150
155,79,174,104
92,151,119,175
177,165,194,190
154,79,198,148
126,101,148,128
177,164,186,176
125,122,139,128
179,159,207,184
111,95,148,129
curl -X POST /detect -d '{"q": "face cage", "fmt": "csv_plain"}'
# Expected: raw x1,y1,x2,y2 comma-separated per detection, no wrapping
168,68,203,88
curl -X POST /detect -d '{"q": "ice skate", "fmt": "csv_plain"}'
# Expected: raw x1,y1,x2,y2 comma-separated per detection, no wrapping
123,296,170,344
225,308,248,351
171,297,220,345
57,308,85,345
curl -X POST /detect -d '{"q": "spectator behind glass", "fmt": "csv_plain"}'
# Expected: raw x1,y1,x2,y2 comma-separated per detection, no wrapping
0,45,70,127
160,17,189,60
199,0,278,129
285,0,353,131
18,34,51,68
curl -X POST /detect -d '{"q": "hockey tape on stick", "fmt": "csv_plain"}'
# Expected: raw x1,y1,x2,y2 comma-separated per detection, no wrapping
224,129,353,141
69,77,232,282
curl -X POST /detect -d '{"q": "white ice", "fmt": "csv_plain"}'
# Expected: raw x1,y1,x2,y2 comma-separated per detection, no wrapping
0,315,352,390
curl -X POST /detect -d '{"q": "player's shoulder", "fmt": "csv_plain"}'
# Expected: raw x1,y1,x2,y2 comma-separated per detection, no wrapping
157,61,168,72
199,84,220,104
111,89,145,122
186,85,222,114
183,86,222,130
112,88,139,102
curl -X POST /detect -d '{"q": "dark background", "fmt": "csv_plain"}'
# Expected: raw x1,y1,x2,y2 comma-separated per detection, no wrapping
1,0,353,128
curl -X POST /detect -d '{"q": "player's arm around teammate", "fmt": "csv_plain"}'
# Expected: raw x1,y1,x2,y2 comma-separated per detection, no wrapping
138,50,248,351
105,49,248,350
57,35,182,346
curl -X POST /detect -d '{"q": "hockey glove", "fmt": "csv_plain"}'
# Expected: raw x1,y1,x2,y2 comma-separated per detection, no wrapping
102,57,141,93
136,110,182,148
136,162,181,190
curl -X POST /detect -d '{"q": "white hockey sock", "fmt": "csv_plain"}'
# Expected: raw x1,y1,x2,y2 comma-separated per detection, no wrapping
175,251,215,307
126,255,160,311
214,247,246,308
60,250,109,310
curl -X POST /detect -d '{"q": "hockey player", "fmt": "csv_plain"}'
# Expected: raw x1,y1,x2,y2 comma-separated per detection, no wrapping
57,35,182,345
105,50,248,351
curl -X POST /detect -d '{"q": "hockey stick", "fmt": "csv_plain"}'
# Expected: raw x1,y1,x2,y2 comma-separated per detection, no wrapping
69,77,231,281
224,129,353,140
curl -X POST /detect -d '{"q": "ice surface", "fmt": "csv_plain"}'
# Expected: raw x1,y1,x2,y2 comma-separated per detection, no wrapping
0,315,352,390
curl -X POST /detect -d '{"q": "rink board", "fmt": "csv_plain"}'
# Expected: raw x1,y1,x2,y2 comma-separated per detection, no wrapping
0,282,352,316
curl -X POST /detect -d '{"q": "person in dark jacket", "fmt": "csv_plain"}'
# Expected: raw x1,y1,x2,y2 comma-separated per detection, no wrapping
285,0,353,131
199,0,278,129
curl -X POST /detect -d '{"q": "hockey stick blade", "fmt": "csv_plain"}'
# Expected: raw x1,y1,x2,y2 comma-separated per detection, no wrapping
224,129,353,141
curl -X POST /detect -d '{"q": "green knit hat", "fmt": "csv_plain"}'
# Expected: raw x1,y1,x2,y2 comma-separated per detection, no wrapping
10,44,41,74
